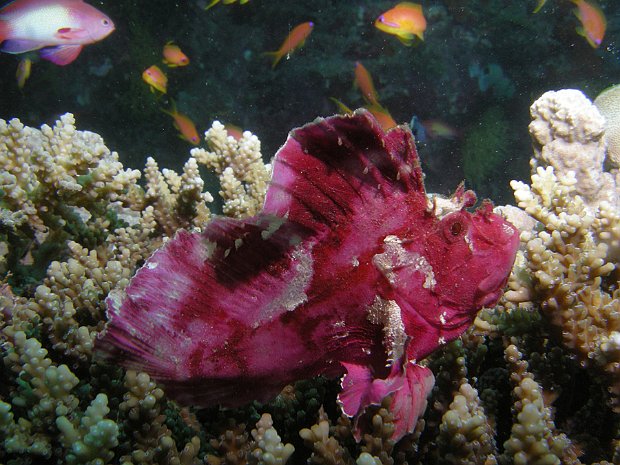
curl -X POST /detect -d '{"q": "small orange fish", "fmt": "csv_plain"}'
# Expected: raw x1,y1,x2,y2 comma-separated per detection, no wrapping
162,102,200,145
264,21,314,69
163,42,189,67
375,2,426,46
16,57,31,89
142,65,168,94
204,0,249,10
354,61,379,105
365,103,397,132
571,0,606,48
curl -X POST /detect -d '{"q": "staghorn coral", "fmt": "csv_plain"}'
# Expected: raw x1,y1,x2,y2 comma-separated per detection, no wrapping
508,163,620,408
436,382,497,465
249,413,295,465
0,113,270,465
191,121,271,218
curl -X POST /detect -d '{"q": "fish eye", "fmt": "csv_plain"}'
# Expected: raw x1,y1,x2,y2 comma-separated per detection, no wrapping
102,19,109,26
441,212,469,243
449,221,462,236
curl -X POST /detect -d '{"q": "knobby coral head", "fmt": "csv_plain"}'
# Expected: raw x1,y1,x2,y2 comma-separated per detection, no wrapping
96,109,519,442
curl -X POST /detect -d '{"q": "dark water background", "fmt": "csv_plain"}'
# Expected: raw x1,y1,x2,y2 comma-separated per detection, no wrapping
1,0,618,204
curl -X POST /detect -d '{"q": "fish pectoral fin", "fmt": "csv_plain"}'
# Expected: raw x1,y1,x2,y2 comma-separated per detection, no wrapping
397,34,415,46
55,27,88,41
39,45,83,66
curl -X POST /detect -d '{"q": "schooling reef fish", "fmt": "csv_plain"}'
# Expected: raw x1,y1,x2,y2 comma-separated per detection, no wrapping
162,102,200,145
163,41,190,67
0,0,115,65
571,0,606,48
354,61,380,105
375,2,426,46
96,110,519,441
142,65,168,94
264,21,313,69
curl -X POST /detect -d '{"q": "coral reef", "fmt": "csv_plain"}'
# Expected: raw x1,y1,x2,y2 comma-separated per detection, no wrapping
594,84,620,172
528,89,618,210
2,92,620,464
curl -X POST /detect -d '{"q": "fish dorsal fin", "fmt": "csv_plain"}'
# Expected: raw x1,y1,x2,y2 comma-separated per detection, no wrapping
264,109,424,232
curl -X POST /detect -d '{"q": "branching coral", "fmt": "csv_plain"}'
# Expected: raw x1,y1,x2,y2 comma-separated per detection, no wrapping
0,113,270,465
191,121,270,218
508,122,620,409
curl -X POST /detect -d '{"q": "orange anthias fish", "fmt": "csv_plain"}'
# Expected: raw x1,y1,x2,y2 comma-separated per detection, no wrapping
571,0,606,48
265,21,314,69
142,65,168,94
365,103,397,132
163,41,189,67
0,0,115,65
204,0,249,10
354,61,379,105
375,2,426,46
162,103,200,145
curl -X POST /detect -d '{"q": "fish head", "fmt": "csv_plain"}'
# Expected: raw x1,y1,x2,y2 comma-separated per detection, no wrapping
373,199,518,360
75,4,115,42
430,203,519,304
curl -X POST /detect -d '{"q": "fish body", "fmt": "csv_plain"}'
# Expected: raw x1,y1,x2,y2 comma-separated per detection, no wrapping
365,102,397,131
97,110,519,441
572,0,606,48
375,2,426,46
354,61,379,105
142,65,168,94
162,103,200,145
0,0,114,65
16,56,31,88
163,41,189,67
265,21,313,68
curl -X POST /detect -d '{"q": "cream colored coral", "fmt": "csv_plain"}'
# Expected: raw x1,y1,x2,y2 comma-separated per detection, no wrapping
437,382,497,464
250,413,295,465
528,89,616,209
192,121,270,218
594,83,620,169
0,113,141,239
143,156,213,237
508,164,620,407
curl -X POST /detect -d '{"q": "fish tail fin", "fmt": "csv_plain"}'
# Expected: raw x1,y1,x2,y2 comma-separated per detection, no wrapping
161,97,177,117
0,19,8,43
262,50,282,69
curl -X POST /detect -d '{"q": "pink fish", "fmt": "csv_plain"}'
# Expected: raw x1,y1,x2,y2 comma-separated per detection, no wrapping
96,110,518,441
0,0,115,66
